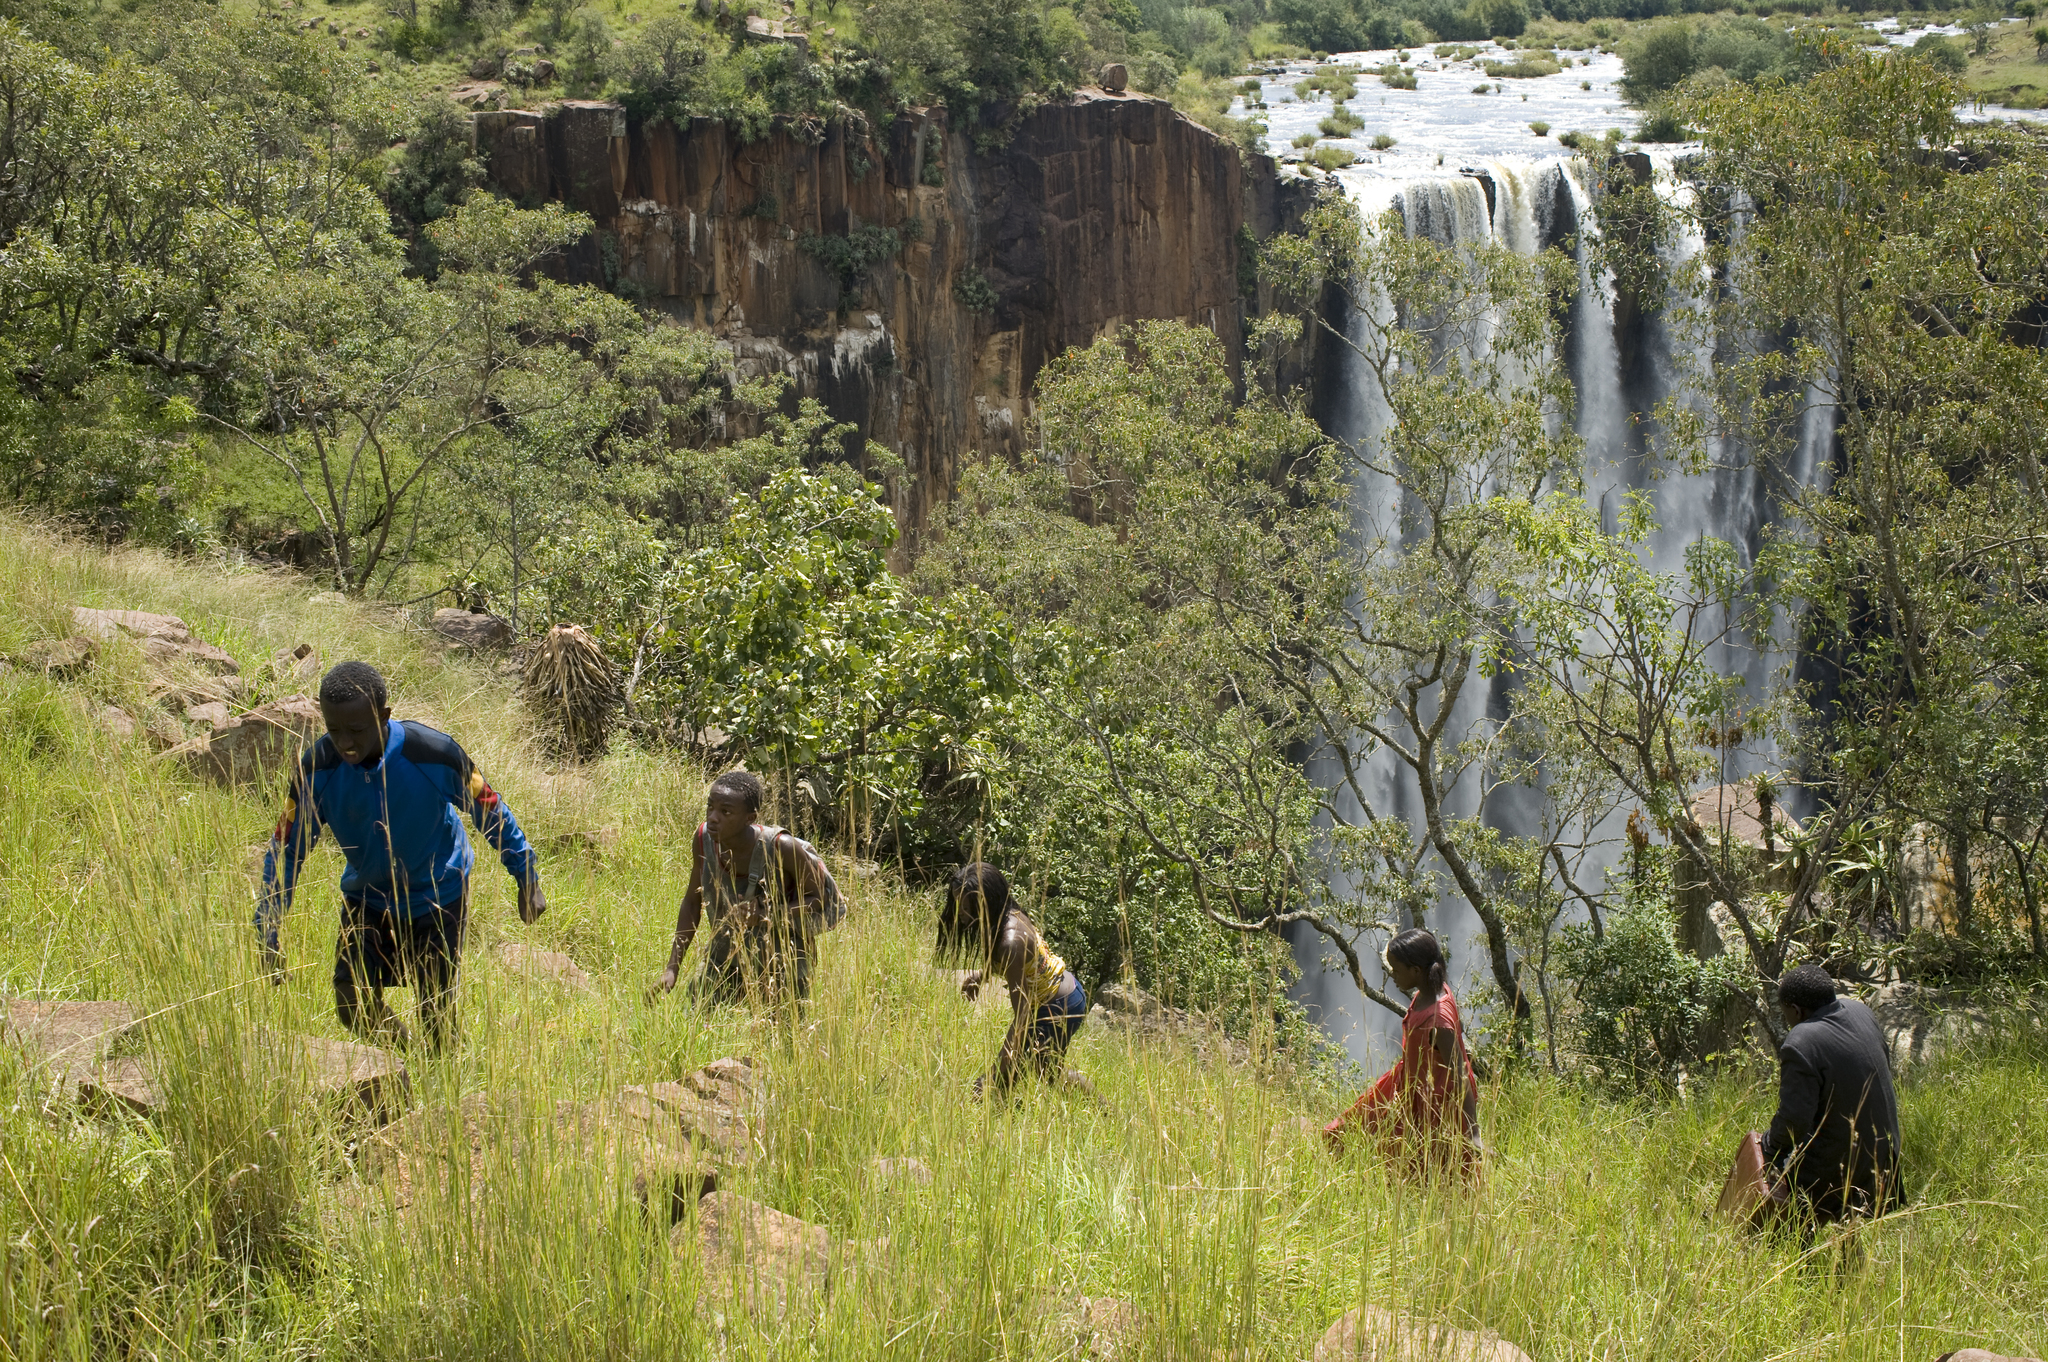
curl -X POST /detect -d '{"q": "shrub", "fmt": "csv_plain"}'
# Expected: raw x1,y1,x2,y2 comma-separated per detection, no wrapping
954,268,998,313
1309,142,1356,169
1291,131,1318,147
1370,132,1396,149
1910,32,1968,72
798,225,904,288
1636,104,1689,140
1318,104,1364,135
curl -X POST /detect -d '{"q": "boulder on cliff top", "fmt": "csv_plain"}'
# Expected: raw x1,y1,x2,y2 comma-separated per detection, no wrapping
72,607,240,675
1099,61,1129,92
1314,1306,1533,1362
431,607,515,650
1687,781,1798,850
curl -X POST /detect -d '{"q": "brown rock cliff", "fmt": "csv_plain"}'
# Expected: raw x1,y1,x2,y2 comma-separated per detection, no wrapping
475,93,1308,545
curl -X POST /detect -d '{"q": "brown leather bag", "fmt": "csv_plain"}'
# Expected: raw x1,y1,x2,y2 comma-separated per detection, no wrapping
1716,1130,1789,1229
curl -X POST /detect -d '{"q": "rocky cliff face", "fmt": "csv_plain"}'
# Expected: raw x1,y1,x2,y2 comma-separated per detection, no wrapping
475,94,1307,546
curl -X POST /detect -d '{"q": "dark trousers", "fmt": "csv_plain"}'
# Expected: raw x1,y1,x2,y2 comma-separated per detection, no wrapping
334,886,467,1051
692,915,812,1010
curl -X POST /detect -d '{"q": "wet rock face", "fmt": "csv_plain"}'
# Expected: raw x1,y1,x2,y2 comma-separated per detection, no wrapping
477,98,1309,552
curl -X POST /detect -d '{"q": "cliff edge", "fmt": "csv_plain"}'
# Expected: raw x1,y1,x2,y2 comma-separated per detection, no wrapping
475,91,1308,544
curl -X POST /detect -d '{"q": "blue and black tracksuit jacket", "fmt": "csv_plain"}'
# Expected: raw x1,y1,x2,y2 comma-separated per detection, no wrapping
257,720,537,952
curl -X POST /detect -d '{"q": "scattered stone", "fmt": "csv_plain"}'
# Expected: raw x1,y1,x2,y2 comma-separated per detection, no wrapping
617,1056,759,1165
533,57,555,81
684,1191,833,1315
540,827,616,856
78,1056,159,1119
358,1093,523,1211
3,1000,139,1100
169,695,322,784
470,55,501,79
1088,983,1257,1068
494,941,596,994
431,607,515,650
9,636,96,680
1866,982,2046,1072
308,592,345,606
71,608,239,675
1935,1351,2043,1362
185,700,233,729
360,1090,707,1220
97,705,138,740
868,1155,933,1187
1314,1306,1533,1362
1076,1296,1142,1359
1098,981,1162,1017
268,642,320,685
1099,61,1129,92
295,1034,409,1124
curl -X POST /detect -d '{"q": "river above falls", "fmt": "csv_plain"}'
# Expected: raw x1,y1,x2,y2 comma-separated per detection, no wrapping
1231,22,2047,186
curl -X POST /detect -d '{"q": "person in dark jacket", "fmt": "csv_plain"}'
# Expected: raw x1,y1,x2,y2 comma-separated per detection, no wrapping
1764,964,1901,1223
258,661,545,1051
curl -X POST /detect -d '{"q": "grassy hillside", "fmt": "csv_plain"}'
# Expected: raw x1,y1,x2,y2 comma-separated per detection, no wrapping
1,518,2044,1361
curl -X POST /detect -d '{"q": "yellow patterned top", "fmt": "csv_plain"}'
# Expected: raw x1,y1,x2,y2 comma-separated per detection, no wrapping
1010,916,1068,1009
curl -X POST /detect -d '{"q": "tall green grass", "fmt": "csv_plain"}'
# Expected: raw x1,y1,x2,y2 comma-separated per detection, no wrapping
1,517,2044,1361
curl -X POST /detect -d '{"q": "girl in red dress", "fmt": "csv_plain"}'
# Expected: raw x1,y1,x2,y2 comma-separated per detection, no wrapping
1323,928,1481,1178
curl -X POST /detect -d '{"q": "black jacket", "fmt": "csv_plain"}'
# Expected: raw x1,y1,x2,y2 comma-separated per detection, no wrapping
1764,997,1901,1219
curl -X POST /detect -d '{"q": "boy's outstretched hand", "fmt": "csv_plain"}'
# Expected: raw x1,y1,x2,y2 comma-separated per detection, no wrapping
518,879,548,925
647,968,679,1004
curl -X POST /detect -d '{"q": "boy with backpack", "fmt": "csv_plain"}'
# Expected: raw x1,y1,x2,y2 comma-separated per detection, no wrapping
648,770,841,1009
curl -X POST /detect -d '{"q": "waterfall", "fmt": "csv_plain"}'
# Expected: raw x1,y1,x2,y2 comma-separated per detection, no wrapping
1289,154,1835,1067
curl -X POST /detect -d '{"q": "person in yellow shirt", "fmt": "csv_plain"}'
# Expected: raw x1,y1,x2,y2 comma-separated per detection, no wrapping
947,862,1092,1098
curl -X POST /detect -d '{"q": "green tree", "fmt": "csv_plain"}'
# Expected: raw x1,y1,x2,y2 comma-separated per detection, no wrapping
1681,53,2048,962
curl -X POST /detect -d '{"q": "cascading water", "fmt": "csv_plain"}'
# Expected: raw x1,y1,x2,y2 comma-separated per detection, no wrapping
1243,54,1839,1065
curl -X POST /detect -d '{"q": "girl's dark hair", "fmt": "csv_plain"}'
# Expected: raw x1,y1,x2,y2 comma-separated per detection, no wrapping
937,862,1014,964
1386,927,1448,1002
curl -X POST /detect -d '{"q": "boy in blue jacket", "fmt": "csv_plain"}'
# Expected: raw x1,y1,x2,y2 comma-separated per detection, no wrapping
258,661,545,1051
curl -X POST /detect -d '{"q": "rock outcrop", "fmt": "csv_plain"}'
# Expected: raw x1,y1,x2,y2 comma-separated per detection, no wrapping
494,941,597,994
72,608,240,676
431,607,515,650
1086,980,1256,1068
167,696,323,785
476,95,1310,550
3,1000,140,1103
